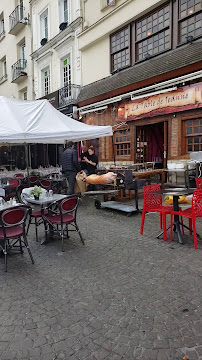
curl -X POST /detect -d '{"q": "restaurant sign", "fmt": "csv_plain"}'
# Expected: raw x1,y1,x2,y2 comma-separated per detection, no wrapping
118,83,202,121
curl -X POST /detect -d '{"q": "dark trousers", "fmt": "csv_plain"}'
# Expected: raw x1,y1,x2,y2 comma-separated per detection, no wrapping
64,171,77,195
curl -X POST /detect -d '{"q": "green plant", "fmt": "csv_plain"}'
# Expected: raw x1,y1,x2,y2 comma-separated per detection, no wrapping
30,186,42,197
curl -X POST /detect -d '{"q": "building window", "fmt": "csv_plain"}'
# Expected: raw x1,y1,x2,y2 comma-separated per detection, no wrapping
102,0,115,9
59,0,69,24
136,3,171,61
114,129,130,157
63,57,71,86
64,0,69,22
0,56,7,83
40,9,48,40
110,26,130,72
186,119,202,152
178,0,202,43
43,69,50,96
0,12,5,41
22,43,26,60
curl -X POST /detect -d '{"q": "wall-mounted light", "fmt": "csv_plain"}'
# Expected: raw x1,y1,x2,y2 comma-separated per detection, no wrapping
186,35,193,43
144,52,151,60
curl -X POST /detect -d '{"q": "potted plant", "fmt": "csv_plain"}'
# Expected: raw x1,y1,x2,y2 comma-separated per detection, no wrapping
40,38,47,46
59,22,67,31
30,186,42,200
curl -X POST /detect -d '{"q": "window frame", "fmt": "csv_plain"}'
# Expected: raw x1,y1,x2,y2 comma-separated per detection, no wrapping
42,68,50,96
184,118,202,153
178,0,202,45
110,0,202,73
110,24,131,73
114,128,131,159
134,1,172,63
40,8,49,41
59,0,70,25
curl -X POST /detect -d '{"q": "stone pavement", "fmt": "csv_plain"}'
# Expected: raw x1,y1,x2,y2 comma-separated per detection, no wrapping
0,196,201,360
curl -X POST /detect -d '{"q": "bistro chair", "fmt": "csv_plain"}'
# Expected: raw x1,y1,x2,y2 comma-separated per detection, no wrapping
140,184,184,241
195,177,202,189
29,176,39,186
5,179,20,201
39,178,52,191
0,205,34,272
0,188,5,197
14,173,25,179
42,195,84,252
170,189,202,249
21,187,47,242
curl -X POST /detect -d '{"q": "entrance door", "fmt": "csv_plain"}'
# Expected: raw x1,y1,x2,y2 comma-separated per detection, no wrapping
136,127,148,163
136,123,165,168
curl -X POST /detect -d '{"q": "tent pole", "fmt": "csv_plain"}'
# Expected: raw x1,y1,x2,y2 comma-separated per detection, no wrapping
112,135,116,166
25,143,30,187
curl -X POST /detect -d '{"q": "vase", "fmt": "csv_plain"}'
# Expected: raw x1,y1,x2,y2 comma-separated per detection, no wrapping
34,195,39,200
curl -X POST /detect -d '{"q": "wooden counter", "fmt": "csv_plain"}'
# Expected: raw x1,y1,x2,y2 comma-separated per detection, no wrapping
133,169,165,189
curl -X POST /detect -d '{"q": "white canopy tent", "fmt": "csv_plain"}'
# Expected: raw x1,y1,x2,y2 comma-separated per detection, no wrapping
0,96,112,143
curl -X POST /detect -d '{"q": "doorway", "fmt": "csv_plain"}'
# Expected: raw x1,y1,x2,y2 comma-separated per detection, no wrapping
136,122,166,168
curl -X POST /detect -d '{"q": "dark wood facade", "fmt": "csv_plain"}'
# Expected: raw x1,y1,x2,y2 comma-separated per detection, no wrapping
82,82,202,166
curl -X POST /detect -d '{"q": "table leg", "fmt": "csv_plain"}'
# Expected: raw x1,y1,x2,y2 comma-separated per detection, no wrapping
173,196,183,245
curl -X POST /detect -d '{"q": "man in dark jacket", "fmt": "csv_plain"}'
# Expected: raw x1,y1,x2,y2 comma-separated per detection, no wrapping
61,141,80,195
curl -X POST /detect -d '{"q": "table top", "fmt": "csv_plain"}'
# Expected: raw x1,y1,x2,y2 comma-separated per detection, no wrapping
26,194,67,206
133,169,165,177
150,188,195,196
0,202,22,211
81,190,118,196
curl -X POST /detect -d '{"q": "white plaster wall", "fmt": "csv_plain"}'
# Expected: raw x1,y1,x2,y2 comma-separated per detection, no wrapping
79,0,168,85
31,0,81,99
0,0,34,99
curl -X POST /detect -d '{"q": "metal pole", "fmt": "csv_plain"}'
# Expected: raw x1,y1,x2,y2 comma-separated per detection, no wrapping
112,135,116,166
25,143,30,186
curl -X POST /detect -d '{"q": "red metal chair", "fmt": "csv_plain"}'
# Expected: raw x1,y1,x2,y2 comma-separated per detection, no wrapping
42,195,84,251
195,177,202,189
170,190,202,249
0,205,34,271
140,184,176,241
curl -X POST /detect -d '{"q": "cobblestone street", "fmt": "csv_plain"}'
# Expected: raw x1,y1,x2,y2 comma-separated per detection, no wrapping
0,197,201,360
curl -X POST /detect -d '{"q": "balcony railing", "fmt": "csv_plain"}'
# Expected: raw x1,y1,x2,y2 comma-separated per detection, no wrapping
0,30,5,42
0,74,7,84
9,6,26,35
59,84,81,108
11,59,27,83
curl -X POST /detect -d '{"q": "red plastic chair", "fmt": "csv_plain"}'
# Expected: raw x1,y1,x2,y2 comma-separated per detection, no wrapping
170,190,202,249
42,195,84,251
0,205,34,271
195,177,202,189
140,184,175,241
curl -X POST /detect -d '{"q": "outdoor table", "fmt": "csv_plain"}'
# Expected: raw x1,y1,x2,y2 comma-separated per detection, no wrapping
26,194,67,244
150,188,194,244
